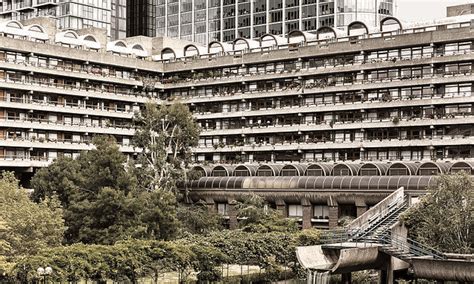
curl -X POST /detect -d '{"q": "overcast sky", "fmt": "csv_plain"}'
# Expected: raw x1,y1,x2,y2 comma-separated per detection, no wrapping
396,0,473,22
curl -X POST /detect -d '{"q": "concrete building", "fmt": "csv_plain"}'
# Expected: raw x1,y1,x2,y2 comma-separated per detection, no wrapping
0,0,126,39
0,15,472,225
149,0,396,45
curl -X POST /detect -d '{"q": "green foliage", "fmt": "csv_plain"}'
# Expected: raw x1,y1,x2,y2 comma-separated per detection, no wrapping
132,102,200,192
76,136,135,195
402,172,474,254
0,172,65,277
11,229,321,283
30,156,82,206
236,193,298,233
30,136,179,245
177,201,223,235
31,136,135,206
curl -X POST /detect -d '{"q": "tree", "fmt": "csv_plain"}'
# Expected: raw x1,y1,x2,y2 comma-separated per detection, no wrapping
31,136,135,206
30,136,179,244
236,194,299,233
132,102,200,192
66,187,180,244
0,222,15,277
76,136,135,195
402,172,474,254
177,201,223,235
31,156,82,206
0,172,65,270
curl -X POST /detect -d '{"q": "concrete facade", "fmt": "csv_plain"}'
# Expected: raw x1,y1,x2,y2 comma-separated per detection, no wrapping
0,15,472,225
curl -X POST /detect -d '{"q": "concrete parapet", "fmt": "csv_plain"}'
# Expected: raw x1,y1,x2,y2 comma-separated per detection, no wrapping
411,258,474,282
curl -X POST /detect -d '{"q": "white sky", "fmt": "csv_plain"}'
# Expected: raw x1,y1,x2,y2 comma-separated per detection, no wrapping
396,0,473,22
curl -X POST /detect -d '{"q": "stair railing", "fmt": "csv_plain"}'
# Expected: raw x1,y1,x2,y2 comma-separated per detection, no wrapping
378,232,446,260
351,198,408,241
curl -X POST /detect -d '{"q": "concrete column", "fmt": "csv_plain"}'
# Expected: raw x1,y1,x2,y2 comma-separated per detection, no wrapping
275,199,287,217
302,205,312,229
302,198,312,229
355,199,367,217
205,198,215,213
357,205,367,217
227,200,238,230
328,205,339,228
379,258,394,284
341,272,351,284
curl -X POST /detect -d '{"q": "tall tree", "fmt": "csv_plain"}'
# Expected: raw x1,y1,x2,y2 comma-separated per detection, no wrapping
0,172,65,262
30,156,82,206
30,135,180,244
402,172,473,254
77,136,135,195
132,102,200,192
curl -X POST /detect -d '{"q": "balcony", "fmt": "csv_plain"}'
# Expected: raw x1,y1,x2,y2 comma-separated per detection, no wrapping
0,116,134,136
194,91,473,120
0,97,135,119
0,57,143,86
0,137,135,152
200,115,474,136
0,77,149,104
193,136,474,153
163,50,473,88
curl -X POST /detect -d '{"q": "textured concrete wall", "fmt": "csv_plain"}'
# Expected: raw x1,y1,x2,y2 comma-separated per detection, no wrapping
411,258,474,281
76,27,108,48
348,187,404,230
302,205,312,229
20,17,57,41
328,206,339,228
447,4,474,17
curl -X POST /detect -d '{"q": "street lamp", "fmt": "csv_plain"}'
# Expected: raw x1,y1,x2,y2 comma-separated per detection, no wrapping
37,266,52,284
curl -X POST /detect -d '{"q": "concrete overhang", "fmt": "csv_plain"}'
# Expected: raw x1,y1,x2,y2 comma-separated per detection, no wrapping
411,258,474,282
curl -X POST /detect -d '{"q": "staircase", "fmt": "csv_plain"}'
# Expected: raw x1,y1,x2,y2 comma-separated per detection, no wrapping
378,232,446,261
351,198,409,242
320,187,446,262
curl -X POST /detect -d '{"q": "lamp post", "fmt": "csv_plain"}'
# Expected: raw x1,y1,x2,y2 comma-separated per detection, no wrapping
37,266,52,284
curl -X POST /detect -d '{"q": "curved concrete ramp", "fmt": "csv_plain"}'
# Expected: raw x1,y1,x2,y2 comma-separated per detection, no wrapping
331,247,385,274
296,246,337,271
411,258,474,282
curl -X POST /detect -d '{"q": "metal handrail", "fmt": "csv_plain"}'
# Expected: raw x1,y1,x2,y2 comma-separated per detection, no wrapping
351,200,408,240
378,232,446,260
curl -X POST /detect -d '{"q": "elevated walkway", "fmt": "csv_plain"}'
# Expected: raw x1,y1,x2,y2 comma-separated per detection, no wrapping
297,187,474,283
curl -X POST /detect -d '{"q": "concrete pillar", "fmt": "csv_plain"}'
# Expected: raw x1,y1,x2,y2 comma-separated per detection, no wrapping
379,258,394,284
355,199,368,217
328,205,339,228
205,198,215,213
302,198,312,229
227,200,238,230
275,199,287,217
357,205,367,217
307,270,313,284
341,272,351,284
